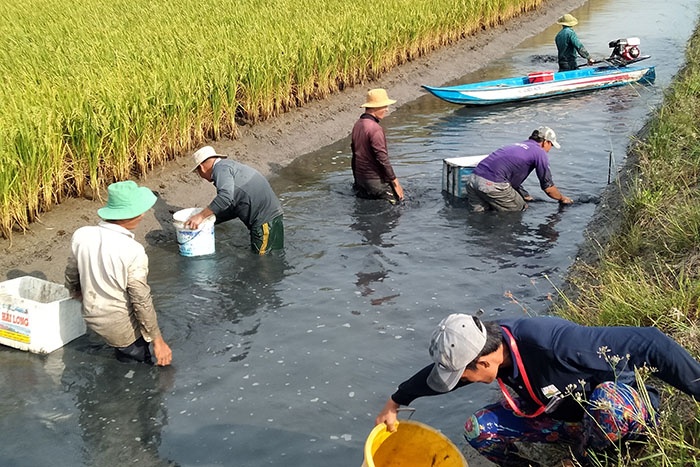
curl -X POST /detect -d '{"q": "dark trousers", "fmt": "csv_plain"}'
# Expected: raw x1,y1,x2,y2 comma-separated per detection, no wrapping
115,336,153,364
251,215,284,255
353,179,398,204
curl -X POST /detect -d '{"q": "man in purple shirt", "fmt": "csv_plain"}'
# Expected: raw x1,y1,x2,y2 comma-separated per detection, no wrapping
351,88,404,204
465,127,573,211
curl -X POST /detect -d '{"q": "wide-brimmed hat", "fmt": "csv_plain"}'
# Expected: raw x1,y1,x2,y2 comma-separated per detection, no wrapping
361,88,397,108
557,14,578,27
537,126,561,149
97,181,157,220
191,145,226,172
426,314,488,393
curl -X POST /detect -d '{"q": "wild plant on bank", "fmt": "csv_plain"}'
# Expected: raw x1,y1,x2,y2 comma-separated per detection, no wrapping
559,349,699,467
554,25,700,467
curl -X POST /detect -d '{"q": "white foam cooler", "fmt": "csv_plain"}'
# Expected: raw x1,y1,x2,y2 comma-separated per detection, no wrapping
0,276,86,354
442,155,489,198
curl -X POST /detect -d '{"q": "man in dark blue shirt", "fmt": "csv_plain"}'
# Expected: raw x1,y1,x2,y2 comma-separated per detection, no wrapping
374,314,700,466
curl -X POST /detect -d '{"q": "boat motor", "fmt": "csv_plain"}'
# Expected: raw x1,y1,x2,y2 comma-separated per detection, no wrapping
607,38,648,66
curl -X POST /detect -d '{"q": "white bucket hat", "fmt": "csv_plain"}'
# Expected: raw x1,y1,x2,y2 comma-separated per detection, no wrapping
361,88,397,108
191,146,226,172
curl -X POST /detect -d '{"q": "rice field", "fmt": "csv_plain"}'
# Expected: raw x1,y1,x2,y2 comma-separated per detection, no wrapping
0,0,543,238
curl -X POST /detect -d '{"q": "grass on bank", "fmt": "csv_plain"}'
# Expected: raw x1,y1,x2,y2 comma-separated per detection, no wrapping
0,0,543,238
555,25,700,467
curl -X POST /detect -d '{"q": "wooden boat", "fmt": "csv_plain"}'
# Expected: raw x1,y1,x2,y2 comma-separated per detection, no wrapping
422,64,656,106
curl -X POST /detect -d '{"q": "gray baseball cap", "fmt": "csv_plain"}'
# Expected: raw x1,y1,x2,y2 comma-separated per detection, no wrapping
427,314,488,392
537,126,560,149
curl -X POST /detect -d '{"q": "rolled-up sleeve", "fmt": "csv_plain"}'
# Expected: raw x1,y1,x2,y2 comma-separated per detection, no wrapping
126,254,162,342
64,254,81,295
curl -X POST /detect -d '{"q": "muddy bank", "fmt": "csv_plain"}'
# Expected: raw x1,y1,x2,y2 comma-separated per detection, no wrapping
0,0,587,284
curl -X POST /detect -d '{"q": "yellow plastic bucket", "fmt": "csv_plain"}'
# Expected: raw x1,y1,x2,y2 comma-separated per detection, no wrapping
361,420,468,467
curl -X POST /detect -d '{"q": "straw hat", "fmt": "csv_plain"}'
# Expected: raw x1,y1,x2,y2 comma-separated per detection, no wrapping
557,14,578,27
361,88,397,108
97,181,157,220
191,146,226,172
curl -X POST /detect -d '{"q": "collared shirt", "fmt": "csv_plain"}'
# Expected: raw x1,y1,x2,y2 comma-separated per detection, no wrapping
64,222,162,347
391,316,700,422
555,26,590,70
473,139,555,192
351,113,397,183
208,159,283,230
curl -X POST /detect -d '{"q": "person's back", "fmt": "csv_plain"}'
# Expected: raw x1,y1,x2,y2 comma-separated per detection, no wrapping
65,180,172,366
350,88,404,204
210,159,283,230
70,222,148,346
473,140,551,191
465,127,571,211
351,115,395,182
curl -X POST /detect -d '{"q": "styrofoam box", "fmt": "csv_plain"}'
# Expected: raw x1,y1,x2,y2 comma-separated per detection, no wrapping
0,276,86,354
442,155,489,198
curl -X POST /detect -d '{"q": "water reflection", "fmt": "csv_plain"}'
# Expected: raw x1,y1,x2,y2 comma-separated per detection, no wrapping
348,198,401,247
465,207,564,259
349,198,402,305
153,248,291,364
64,355,177,466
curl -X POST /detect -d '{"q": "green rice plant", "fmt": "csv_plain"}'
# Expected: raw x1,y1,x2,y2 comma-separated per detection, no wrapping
0,0,547,237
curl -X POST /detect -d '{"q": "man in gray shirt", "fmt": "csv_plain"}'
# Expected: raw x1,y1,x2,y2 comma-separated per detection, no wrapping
186,146,284,255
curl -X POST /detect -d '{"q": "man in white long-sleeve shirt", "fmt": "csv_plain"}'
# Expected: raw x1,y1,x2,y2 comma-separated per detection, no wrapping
65,180,172,366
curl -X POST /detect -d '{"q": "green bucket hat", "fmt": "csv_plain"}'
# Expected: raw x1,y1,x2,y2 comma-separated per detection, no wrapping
97,181,157,220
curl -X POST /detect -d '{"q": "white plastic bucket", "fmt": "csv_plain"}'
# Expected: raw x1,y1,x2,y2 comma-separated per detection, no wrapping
172,208,216,257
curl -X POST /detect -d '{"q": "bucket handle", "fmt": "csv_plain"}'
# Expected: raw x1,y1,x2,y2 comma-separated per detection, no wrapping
397,407,416,419
178,229,203,245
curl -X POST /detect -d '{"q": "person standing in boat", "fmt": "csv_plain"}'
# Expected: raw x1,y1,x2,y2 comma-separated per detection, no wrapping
465,127,573,212
373,313,700,466
555,14,595,71
351,88,405,205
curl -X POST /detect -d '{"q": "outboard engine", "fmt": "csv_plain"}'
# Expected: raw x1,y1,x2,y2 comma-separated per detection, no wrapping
607,38,646,66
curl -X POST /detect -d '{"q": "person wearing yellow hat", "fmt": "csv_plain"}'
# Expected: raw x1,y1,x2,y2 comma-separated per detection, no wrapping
555,13,594,71
65,181,173,366
351,88,404,204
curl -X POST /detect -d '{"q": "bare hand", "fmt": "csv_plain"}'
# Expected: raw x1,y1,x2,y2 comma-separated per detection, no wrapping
184,214,204,230
559,196,573,205
392,180,405,202
152,337,173,366
375,398,400,432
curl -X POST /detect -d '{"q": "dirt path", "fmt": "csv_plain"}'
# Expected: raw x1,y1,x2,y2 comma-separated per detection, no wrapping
0,0,587,284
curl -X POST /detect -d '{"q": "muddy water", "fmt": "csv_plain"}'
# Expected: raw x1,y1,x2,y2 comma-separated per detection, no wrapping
1,0,698,466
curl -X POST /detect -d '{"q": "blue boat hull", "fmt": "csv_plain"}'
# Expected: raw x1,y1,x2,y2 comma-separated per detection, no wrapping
422,65,656,106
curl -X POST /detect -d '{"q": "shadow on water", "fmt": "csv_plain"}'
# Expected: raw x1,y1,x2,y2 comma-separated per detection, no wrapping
66,356,178,466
